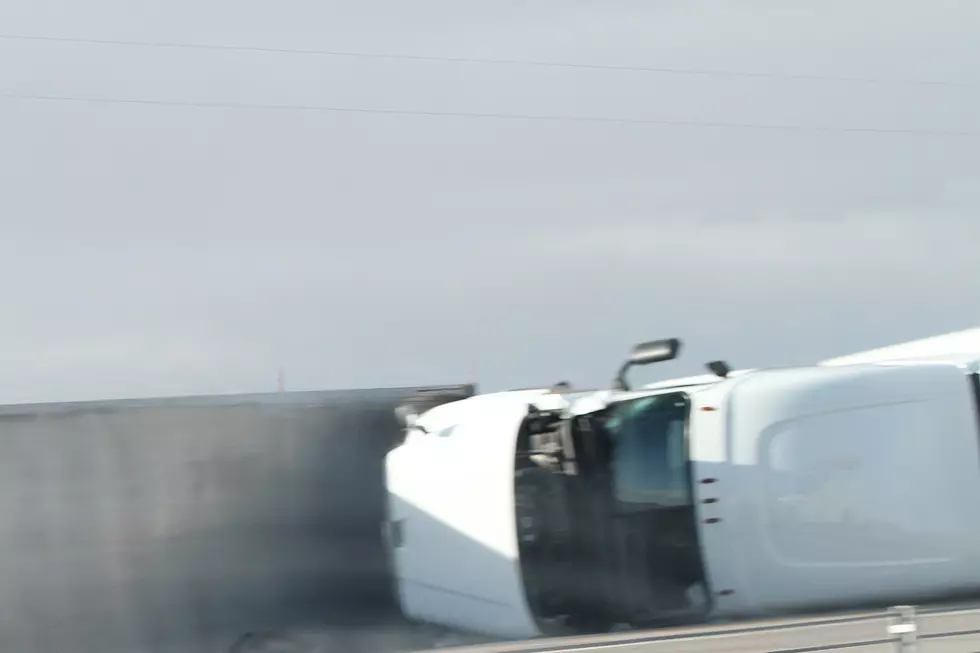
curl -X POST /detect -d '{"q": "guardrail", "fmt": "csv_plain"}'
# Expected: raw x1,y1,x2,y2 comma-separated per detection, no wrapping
885,603,980,653
433,603,980,653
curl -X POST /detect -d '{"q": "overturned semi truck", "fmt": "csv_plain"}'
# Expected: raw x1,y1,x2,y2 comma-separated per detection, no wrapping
384,329,980,640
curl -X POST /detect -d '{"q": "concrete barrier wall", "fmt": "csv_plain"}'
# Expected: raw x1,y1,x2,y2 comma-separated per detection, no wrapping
0,385,474,653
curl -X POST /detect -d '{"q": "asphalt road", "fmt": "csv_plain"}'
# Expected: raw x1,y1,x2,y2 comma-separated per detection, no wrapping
428,603,980,653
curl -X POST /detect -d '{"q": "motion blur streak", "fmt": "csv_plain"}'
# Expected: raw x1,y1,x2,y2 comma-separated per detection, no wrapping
0,385,472,653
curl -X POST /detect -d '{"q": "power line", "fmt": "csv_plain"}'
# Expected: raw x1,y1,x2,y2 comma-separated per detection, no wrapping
1,33,976,90
2,90,977,137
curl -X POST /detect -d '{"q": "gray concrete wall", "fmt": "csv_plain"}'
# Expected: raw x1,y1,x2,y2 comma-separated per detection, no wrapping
0,385,473,653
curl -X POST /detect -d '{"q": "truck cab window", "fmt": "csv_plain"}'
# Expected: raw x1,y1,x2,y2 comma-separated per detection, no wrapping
603,394,691,513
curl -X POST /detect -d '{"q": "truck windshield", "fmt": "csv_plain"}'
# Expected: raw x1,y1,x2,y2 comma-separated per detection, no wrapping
602,393,691,514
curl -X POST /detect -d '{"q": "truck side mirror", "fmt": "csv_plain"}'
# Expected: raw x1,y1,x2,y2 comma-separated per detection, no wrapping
613,338,682,391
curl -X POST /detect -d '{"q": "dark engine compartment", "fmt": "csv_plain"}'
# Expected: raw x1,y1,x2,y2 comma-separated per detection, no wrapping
513,394,709,634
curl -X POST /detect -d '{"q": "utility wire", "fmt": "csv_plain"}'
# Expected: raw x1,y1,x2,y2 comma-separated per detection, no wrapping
0,33,976,90
2,90,977,137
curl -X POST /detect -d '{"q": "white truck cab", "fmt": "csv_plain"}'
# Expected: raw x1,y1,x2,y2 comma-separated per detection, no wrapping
384,333,980,640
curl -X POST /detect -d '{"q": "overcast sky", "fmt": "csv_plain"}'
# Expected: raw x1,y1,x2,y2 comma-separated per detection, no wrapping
1,0,979,404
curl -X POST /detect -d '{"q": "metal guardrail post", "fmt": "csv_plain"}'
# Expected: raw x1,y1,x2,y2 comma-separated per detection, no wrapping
887,605,918,653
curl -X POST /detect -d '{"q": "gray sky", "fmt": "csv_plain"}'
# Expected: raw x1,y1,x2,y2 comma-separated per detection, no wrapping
1,0,979,404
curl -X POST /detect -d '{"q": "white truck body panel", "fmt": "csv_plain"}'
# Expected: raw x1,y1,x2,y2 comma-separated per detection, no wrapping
703,362,980,616
821,328,980,367
683,381,753,615
384,391,545,640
